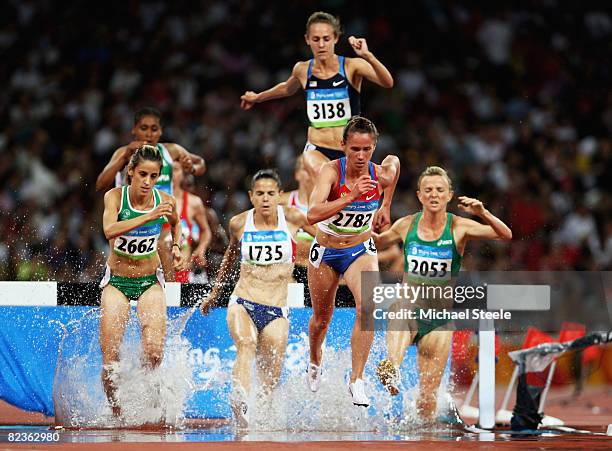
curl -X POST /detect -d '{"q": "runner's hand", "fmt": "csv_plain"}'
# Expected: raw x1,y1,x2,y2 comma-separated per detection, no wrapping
240,91,259,110
151,201,174,220
124,141,147,163
200,293,217,315
349,175,377,201
191,253,206,268
178,152,193,174
373,205,391,232
348,36,370,58
457,196,486,216
172,245,186,270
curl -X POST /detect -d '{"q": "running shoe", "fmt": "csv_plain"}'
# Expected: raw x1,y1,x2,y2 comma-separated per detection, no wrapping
305,362,322,392
230,387,249,429
376,359,401,396
348,378,370,407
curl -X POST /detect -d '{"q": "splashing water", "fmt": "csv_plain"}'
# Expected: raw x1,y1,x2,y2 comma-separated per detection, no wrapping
244,332,459,434
53,307,196,429
52,306,459,433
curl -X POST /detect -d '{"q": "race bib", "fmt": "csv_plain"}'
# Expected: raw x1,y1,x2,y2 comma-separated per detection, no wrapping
328,210,375,234
241,230,293,265
113,223,161,259
306,89,351,128
114,234,159,259
405,243,452,282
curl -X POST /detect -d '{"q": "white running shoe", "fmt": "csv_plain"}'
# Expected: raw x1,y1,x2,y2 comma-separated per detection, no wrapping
230,387,249,429
348,378,370,407
305,362,322,392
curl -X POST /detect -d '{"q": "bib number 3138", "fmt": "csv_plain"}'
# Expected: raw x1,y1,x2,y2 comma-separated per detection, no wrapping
307,98,350,123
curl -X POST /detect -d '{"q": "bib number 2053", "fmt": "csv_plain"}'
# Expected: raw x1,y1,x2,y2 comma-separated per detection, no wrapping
408,258,449,278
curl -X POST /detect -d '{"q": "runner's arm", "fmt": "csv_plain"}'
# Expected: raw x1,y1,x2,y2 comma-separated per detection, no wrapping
373,155,401,231
307,163,350,225
284,206,317,237
167,143,206,176
161,192,181,247
191,197,212,258
456,196,512,241
373,215,411,250
102,188,172,239
241,62,303,107
96,146,135,192
200,215,243,314
348,37,393,88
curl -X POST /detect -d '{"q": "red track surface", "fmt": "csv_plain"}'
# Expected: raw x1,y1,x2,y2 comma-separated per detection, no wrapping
1,387,611,450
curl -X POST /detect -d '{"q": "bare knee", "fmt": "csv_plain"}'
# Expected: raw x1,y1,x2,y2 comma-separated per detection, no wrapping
141,326,165,368
100,333,123,365
235,336,257,357
311,311,333,331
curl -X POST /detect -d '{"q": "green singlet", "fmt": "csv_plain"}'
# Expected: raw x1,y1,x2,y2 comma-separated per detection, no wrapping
403,212,463,343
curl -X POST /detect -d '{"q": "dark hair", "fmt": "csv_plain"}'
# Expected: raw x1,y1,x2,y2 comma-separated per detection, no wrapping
134,106,161,125
306,11,342,37
127,145,163,184
342,116,379,144
250,169,282,190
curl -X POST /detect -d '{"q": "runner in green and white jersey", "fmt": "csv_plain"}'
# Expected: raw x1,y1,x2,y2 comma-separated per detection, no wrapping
372,166,512,421
95,106,206,281
99,145,185,418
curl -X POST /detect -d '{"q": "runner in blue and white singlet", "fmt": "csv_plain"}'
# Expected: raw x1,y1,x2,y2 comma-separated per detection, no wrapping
199,170,313,429
305,56,360,131
240,12,393,187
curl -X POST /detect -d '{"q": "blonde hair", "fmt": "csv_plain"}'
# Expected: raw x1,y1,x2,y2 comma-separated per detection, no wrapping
417,166,453,191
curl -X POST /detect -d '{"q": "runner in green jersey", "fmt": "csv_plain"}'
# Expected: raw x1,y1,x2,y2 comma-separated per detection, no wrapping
95,106,206,282
372,166,512,422
100,145,185,418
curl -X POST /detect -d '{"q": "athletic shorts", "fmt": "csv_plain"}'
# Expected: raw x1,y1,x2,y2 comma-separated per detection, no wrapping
309,237,377,275
303,142,344,161
413,307,452,345
100,265,165,301
229,295,288,334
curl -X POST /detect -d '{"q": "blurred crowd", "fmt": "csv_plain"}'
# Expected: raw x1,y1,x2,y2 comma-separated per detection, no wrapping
0,0,610,282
